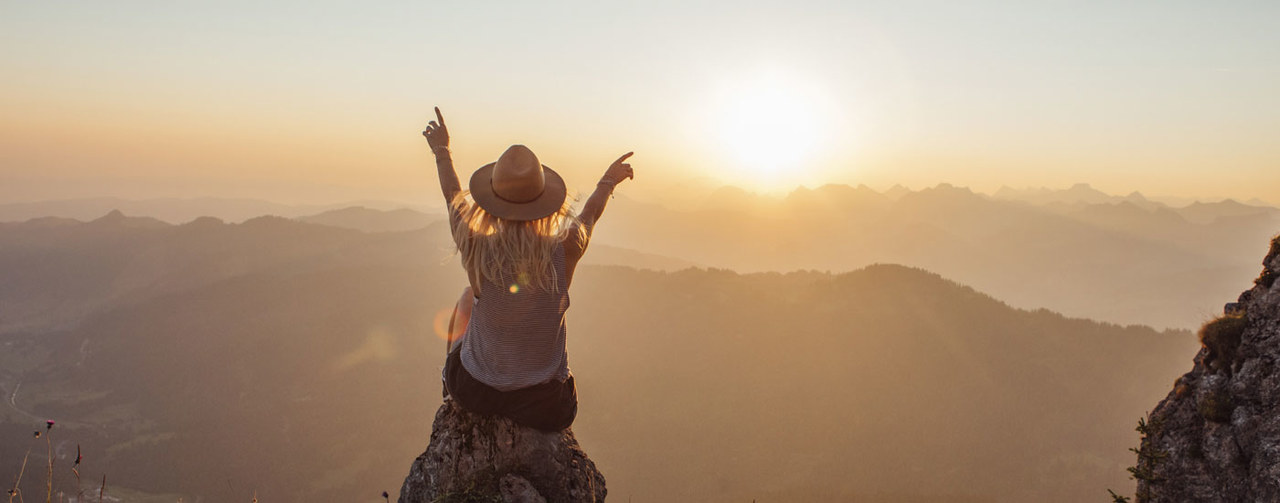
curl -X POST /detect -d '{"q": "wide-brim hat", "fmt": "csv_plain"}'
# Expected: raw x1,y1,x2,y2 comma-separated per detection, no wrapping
469,144,567,222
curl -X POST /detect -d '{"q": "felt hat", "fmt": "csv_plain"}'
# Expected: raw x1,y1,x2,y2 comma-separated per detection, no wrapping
468,144,567,221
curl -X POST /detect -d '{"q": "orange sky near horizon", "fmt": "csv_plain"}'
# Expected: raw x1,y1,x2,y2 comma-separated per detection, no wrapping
2,1,1277,206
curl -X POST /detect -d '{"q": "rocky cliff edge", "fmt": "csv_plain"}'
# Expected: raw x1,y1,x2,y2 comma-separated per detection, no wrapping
1134,234,1280,502
399,399,606,503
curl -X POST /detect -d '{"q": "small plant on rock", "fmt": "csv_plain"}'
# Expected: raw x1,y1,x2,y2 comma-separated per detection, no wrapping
1199,313,1247,374
1256,235,1280,288
1197,388,1235,423
1125,415,1167,501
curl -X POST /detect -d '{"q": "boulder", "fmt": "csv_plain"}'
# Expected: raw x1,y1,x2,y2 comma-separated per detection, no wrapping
399,400,606,502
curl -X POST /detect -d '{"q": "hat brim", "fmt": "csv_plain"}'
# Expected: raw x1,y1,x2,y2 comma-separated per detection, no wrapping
469,162,568,222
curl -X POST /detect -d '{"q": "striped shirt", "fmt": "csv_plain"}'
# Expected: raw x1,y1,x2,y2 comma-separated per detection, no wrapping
459,242,572,391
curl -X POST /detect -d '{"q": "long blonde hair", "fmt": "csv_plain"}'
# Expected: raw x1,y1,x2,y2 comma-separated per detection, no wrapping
450,190,584,293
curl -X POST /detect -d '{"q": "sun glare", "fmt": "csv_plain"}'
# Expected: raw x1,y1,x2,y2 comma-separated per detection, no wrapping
709,70,832,186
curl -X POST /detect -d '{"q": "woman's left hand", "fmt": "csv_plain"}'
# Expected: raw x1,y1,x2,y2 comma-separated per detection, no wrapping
422,106,450,151
599,152,635,186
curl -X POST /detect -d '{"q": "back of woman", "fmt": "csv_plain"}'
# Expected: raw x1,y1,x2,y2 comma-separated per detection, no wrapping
461,240,572,391
422,107,634,432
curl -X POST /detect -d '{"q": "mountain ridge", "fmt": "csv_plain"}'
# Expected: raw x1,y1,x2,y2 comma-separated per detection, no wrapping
5,188,1274,331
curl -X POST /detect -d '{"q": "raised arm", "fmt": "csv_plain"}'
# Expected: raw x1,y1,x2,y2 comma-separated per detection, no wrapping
565,151,633,278
422,107,462,204
578,152,634,233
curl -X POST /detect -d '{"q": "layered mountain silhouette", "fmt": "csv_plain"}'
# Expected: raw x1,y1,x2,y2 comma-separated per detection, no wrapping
5,184,1274,329
593,184,1278,328
993,183,1274,210
0,197,433,224
0,213,1201,502
297,206,437,232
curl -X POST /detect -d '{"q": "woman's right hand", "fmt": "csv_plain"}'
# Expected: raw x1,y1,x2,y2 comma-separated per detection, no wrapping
422,106,450,151
600,152,635,186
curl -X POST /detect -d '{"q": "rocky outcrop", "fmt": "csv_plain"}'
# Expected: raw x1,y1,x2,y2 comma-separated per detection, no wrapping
398,400,606,503
1133,235,1280,502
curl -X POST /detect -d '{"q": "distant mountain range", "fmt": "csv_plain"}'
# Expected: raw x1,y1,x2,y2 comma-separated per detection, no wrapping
297,206,439,232
2,184,1271,224
2,183,1275,331
0,212,691,337
0,196,436,224
0,215,1197,502
992,183,1275,209
592,183,1279,329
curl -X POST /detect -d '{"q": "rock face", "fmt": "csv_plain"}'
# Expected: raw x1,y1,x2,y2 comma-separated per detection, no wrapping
399,400,607,503
1134,235,1280,502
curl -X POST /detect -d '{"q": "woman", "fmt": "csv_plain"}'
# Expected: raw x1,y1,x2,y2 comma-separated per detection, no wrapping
422,107,634,432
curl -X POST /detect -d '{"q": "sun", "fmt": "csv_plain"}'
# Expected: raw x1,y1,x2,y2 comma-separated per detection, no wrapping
708,70,830,185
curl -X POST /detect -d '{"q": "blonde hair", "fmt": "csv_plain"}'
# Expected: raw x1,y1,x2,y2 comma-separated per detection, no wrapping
450,190,584,293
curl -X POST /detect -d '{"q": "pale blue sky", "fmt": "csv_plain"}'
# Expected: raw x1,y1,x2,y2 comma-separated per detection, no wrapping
1,1,1277,204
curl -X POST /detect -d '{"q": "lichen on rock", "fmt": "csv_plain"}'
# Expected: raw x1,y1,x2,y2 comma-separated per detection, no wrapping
398,400,606,503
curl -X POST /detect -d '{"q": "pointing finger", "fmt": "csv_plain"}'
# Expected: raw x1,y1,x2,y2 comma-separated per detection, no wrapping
435,107,446,127
614,152,634,165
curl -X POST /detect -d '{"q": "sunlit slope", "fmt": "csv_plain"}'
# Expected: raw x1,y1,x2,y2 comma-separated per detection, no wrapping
0,216,1198,502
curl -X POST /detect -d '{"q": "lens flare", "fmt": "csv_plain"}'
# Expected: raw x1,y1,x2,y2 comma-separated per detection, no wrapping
432,307,456,341
509,284,519,294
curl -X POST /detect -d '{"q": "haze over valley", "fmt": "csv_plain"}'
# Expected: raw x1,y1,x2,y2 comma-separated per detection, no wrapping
0,187,1245,500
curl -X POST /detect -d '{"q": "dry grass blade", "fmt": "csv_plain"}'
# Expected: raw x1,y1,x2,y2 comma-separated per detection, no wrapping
8,447,32,503
45,430,52,503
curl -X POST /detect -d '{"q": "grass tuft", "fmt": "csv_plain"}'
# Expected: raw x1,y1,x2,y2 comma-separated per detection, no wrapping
1197,388,1235,423
1257,235,1280,288
1199,313,1247,373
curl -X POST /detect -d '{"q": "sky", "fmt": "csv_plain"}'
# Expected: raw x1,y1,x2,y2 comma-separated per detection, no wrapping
1,1,1278,206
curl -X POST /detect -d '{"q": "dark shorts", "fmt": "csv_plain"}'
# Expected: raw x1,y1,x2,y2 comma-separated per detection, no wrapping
443,345,578,432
